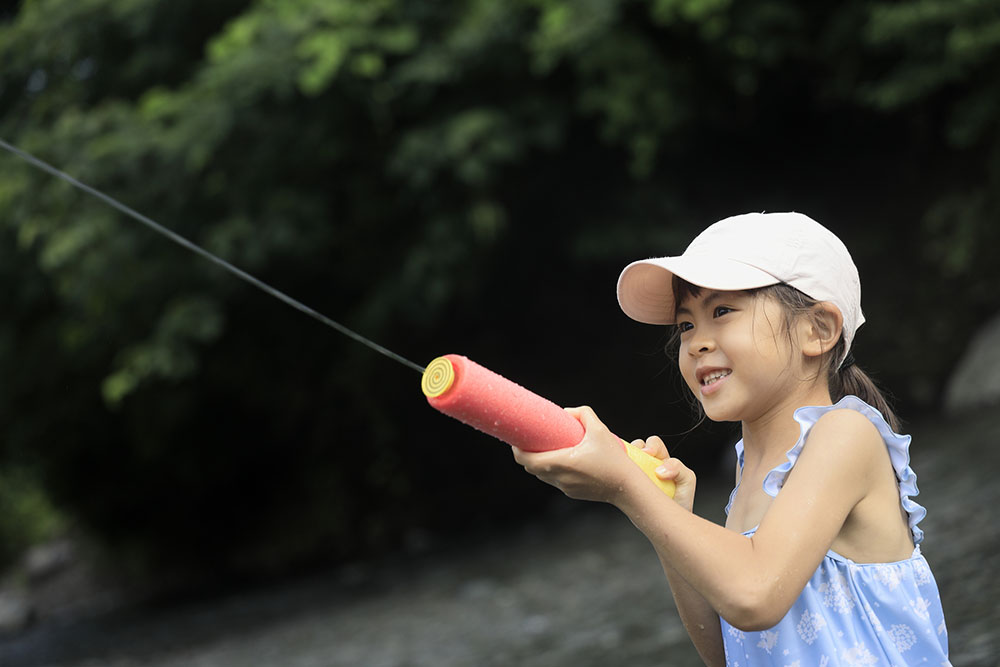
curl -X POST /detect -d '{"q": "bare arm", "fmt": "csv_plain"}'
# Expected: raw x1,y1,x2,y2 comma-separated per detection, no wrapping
515,407,882,631
660,559,726,665
632,437,725,665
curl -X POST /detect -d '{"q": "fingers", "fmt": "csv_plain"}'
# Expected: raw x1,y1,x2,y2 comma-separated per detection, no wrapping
511,445,542,467
510,446,562,474
654,455,697,512
654,458,680,480
564,405,609,435
641,435,668,459
654,457,695,484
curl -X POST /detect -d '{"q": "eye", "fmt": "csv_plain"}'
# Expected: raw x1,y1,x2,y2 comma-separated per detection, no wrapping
677,321,694,333
713,306,734,318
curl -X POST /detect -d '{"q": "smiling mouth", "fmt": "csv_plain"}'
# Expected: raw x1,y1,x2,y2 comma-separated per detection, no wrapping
700,370,732,386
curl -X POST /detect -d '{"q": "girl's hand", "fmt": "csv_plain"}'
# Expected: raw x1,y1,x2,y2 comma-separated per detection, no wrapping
638,435,697,513
511,406,641,505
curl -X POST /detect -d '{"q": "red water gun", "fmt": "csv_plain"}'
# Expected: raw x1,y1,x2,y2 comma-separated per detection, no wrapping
421,354,675,497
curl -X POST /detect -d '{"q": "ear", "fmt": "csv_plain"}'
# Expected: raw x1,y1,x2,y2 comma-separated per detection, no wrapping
799,302,844,359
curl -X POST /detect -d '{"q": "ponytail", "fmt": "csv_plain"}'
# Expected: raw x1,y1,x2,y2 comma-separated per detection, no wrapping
750,283,902,432
828,341,901,432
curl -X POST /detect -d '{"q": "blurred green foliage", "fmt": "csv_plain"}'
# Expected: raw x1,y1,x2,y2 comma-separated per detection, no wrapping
0,0,998,577
0,467,66,567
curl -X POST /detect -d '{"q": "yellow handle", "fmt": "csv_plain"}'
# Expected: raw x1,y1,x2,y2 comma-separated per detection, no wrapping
624,442,676,498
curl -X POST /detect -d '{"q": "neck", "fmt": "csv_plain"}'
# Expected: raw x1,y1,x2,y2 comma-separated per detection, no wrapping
739,381,834,466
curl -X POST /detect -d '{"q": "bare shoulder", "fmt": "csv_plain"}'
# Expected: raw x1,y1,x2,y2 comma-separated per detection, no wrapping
811,407,882,440
776,407,890,522
803,408,885,469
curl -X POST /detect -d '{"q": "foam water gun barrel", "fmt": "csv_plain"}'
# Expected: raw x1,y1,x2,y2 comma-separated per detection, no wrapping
421,354,675,497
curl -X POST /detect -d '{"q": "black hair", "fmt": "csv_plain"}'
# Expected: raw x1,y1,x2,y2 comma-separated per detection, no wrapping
667,275,900,431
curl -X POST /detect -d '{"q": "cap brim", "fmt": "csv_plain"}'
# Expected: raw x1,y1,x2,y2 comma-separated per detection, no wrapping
617,256,781,324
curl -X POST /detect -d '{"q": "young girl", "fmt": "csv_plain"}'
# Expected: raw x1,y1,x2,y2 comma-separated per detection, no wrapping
512,212,950,666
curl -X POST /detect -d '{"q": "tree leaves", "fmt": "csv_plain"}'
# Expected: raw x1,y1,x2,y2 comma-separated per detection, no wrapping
1,0,998,576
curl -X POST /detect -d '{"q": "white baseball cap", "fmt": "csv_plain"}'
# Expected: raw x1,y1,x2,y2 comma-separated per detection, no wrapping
616,212,864,362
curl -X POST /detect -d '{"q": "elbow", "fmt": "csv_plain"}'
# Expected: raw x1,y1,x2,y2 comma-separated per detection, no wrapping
720,583,791,632
724,612,784,634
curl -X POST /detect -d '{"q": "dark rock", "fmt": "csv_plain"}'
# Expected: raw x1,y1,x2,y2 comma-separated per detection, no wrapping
944,312,1000,413
0,593,34,636
23,539,76,584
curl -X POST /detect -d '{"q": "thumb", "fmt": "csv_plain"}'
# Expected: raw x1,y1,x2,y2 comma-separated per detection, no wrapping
654,457,696,511
654,457,689,481
564,405,609,436
641,435,668,459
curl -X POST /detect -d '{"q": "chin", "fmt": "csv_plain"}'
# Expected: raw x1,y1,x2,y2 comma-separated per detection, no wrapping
700,400,742,423
704,411,740,424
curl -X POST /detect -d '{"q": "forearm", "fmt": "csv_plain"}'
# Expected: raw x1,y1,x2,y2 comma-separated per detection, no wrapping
658,556,726,666
615,473,776,630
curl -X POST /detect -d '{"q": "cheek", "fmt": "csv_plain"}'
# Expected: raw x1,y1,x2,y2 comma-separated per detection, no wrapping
677,353,698,390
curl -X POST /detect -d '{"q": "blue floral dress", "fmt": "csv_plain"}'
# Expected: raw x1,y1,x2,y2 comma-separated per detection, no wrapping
719,396,950,666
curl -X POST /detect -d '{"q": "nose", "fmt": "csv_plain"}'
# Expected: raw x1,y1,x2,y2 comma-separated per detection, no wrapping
687,332,715,357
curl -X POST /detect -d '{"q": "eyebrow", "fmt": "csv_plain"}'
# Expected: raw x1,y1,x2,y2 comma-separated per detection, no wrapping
675,290,728,318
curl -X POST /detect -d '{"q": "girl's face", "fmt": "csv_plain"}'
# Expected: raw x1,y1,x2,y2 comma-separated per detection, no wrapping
675,289,805,423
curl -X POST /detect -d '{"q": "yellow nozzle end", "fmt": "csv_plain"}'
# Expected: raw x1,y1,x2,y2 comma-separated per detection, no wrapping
421,356,455,398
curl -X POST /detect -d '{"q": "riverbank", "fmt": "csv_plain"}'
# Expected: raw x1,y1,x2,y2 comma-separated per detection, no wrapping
0,408,995,666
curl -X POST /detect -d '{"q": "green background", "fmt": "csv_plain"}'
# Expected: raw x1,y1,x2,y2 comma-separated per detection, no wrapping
1,0,998,582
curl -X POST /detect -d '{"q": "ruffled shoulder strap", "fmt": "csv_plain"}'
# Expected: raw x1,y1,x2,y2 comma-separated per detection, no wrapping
731,396,926,544
723,440,745,517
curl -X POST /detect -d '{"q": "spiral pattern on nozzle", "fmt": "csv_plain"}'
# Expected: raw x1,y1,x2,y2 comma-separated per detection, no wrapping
421,356,455,398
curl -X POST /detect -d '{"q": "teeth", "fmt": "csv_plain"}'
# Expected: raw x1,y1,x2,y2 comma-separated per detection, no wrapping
701,370,732,386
